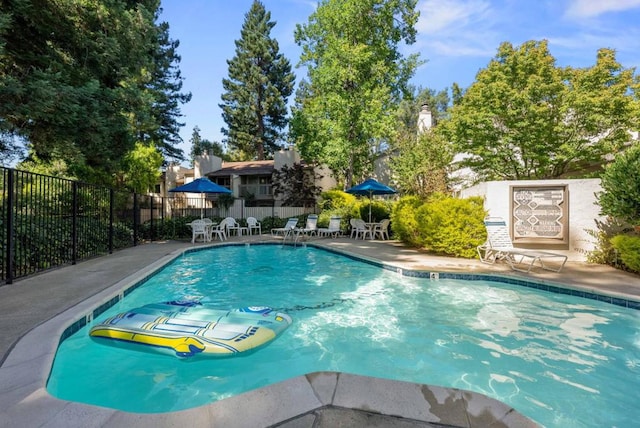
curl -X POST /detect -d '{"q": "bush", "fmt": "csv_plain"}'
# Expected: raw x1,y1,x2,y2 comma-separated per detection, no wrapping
598,143,640,225
260,216,286,232
585,217,631,265
139,216,202,241
391,194,487,258
318,190,356,210
359,200,392,223
390,196,423,246
610,234,640,273
418,195,487,258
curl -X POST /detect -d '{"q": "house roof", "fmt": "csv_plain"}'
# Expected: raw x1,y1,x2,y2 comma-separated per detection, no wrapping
206,160,274,177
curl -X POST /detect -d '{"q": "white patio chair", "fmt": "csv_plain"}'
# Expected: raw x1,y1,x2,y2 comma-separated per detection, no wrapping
350,218,372,240
247,217,262,235
188,220,209,243
208,220,226,241
222,217,242,236
318,216,342,238
478,217,568,272
372,219,390,240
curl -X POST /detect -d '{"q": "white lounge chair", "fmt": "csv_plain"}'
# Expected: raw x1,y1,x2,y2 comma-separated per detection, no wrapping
247,217,262,235
477,217,568,273
297,214,318,237
318,216,342,238
271,218,299,236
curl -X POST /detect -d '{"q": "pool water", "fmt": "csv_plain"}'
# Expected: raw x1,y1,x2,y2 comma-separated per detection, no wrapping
48,245,640,427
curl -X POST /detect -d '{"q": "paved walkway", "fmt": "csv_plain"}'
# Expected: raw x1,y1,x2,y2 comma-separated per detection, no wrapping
1,235,639,427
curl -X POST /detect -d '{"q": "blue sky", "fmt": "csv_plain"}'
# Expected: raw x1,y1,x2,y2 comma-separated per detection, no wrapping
159,0,640,162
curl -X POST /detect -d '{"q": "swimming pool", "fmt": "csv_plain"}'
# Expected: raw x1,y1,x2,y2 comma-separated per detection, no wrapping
47,244,640,427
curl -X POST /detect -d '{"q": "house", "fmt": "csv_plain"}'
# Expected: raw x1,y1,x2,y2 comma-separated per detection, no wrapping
162,148,336,209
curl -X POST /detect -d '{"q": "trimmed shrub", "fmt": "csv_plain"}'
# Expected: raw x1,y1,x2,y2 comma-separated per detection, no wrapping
390,196,423,246
391,194,487,257
359,199,392,223
261,216,288,232
318,190,356,210
417,196,487,258
610,234,640,273
598,143,640,225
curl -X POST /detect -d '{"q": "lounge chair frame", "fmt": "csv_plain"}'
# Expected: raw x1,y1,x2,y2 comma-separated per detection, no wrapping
478,217,568,273
271,218,299,237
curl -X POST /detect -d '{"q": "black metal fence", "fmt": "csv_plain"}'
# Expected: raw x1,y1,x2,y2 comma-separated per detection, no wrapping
0,167,166,285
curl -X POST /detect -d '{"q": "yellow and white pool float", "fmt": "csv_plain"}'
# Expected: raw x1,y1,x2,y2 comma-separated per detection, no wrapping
89,302,292,358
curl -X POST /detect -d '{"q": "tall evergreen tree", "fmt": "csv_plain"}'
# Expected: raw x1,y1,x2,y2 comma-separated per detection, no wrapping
0,0,190,181
189,125,226,163
142,18,191,162
219,0,295,161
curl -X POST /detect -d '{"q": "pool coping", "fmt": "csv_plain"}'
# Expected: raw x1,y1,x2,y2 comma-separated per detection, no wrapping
4,240,636,427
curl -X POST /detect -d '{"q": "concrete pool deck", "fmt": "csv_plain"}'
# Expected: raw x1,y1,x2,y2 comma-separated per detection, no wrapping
1,235,639,427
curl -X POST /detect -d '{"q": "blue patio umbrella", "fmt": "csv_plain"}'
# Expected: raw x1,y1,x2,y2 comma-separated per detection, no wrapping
346,178,397,223
169,177,232,218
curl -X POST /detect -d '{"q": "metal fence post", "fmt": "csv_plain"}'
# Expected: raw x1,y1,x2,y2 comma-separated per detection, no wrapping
109,189,114,254
150,195,155,241
133,192,138,246
5,169,15,284
72,181,78,265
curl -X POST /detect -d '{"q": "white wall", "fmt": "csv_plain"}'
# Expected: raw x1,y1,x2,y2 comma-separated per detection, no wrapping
460,179,603,260
274,148,300,170
194,153,222,178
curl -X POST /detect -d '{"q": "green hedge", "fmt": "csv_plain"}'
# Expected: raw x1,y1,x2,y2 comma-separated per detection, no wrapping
390,196,423,246
391,194,487,258
611,234,640,273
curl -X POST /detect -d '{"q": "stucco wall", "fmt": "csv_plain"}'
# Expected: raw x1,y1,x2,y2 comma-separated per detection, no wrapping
460,179,603,260
194,154,222,178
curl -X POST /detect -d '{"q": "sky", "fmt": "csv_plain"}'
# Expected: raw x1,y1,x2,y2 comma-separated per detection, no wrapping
159,0,640,163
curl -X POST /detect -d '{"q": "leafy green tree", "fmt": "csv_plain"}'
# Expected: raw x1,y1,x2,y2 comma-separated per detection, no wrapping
390,87,452,197
391,129,453,197
119,142,163,194
395,87,450,133
444,40,637,181
293,0,420,187
141,18,192,162
219,0,294,161
598,143,640,225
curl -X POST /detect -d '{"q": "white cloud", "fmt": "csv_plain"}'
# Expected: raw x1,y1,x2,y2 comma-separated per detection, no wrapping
417,0,492,35
565,0,640,18
415,0,498,57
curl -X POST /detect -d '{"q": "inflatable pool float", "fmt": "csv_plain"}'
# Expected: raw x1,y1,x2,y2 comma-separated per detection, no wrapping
89,301,292,358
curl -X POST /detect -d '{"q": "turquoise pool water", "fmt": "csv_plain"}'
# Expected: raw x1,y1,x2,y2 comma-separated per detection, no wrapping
48,245,640,427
